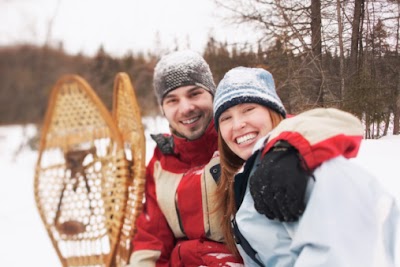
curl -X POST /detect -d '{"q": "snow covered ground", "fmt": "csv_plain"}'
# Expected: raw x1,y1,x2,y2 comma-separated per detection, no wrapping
0,118,399,267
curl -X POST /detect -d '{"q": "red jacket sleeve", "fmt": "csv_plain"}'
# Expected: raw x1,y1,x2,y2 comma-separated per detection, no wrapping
263,108,363,170
130,151,175,267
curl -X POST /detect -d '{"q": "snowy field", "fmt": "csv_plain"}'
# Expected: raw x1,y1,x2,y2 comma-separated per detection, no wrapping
0,117,399,267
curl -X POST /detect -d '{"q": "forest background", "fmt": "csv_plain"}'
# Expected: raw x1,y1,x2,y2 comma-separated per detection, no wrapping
1,0,400,139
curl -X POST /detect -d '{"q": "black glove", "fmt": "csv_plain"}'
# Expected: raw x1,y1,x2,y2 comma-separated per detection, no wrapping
249,140,311,222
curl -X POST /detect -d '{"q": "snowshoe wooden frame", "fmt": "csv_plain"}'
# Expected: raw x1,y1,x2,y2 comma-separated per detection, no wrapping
34,74,131,267
111,72,146,266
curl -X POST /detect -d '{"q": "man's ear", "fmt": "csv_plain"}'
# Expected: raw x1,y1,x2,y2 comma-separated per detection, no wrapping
159,105,165,116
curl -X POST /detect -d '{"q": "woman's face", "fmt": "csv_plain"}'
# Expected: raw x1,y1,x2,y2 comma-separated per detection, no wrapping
219,103,273,160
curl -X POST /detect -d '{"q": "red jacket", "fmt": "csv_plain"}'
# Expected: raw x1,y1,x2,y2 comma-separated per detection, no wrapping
263,108,363,169
130,120,243,267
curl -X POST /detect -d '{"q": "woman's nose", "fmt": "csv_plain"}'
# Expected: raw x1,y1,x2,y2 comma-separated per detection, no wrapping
232,117,246,130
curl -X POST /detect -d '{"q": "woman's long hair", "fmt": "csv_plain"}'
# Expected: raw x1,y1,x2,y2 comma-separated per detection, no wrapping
215,109,284,256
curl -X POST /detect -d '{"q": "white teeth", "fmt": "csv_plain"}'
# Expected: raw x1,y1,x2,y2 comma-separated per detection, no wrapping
236,133,257,144
182,117,199,124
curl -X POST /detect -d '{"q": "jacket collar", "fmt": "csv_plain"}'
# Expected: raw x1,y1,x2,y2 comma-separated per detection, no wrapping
172,120,218,166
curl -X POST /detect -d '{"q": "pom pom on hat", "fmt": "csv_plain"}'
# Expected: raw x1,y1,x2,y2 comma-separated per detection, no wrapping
153,50,216,104
213,67,286,130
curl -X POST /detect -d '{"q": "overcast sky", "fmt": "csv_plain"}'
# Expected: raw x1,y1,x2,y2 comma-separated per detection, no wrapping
1,0,260,56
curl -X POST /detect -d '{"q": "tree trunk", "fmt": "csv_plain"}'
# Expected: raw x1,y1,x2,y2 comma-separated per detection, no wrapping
311,0,324,107
394,109,400,135
350,0,364,73
394,70,400,134
383,112,390,136
336,0,345,105
311,0,322,58
394,4,400,135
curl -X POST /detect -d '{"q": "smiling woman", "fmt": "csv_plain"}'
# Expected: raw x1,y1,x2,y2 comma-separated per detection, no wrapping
218,103,276,160
214,67,286,160
213,66,400,267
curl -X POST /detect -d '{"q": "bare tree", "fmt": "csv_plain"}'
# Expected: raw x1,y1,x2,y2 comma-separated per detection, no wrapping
350,0,365,73
311,0,324,107
336,0,345,104
393,0,400,134
214,0,326,108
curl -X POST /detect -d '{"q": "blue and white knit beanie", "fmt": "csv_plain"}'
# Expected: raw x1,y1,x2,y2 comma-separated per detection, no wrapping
213,67,286,130
153,50,216,104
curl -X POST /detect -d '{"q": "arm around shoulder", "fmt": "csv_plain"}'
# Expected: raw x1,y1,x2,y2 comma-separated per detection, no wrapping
264,108,364,170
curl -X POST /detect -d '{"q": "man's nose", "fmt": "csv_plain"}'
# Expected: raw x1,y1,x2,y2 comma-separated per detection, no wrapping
179,98,195,114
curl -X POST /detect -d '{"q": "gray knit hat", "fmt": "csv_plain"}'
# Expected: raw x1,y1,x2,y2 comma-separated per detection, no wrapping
153,50,216,104
213,67,286,130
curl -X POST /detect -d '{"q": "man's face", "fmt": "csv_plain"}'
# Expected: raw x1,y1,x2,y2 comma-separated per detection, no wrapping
162,85,213,140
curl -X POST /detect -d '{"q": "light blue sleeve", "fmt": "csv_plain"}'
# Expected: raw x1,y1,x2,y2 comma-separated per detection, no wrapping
291,156,400,267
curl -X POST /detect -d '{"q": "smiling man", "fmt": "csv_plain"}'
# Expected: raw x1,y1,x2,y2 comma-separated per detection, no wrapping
161,85,214,140
128,50,244,267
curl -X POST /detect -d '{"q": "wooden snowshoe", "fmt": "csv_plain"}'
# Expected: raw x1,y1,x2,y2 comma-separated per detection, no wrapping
34,74,130,267
111,72,146,266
